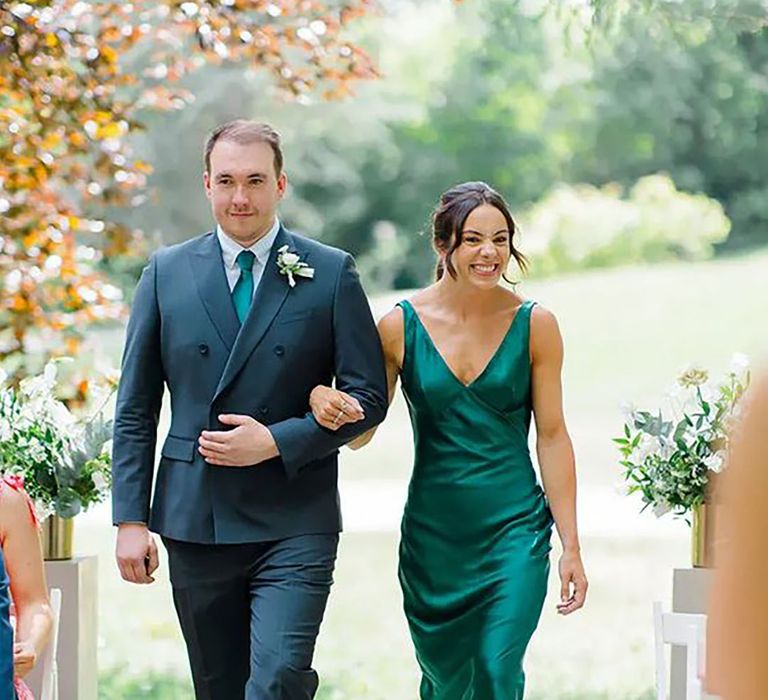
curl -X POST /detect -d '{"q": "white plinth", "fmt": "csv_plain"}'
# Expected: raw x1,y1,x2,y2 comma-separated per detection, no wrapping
26,556,98,700
671,567,716,700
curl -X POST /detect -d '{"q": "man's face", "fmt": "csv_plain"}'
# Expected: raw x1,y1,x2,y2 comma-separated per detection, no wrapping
203,139,287,245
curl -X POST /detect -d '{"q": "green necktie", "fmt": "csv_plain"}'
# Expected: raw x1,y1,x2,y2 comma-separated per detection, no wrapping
232,250,255,323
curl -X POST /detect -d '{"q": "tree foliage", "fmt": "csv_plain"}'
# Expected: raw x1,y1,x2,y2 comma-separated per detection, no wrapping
562,0,768,249
0,0,377,376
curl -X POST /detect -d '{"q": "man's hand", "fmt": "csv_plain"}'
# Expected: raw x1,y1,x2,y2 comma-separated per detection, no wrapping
198,414,279,467
116,523,159,584
13,640,36,679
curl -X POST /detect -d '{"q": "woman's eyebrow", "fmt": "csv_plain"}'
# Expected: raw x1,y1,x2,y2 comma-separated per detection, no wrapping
462,228,510,235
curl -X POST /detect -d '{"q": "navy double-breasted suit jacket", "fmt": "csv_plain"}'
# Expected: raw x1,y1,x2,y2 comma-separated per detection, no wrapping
111,226,388,544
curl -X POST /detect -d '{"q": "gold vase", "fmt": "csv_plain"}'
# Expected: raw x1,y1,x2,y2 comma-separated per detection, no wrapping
42,515,74,560
691,502,714,568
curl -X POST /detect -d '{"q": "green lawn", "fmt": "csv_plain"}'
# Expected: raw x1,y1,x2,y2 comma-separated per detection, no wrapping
80,249,768,698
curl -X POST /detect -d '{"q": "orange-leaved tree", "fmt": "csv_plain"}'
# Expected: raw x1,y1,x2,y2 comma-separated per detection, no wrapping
0,0,377,380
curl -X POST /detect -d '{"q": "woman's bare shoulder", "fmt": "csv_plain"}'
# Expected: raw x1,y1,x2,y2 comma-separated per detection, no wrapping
0,481,35,533
529,301,558,327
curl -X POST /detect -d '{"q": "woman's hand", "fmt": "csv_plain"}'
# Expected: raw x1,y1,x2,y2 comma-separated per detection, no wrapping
556,550,588,616
310,385,365,431
13,640,36,678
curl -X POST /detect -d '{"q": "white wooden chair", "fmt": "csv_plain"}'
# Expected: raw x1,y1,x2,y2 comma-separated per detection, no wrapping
38,587,62,700
653,601,707,700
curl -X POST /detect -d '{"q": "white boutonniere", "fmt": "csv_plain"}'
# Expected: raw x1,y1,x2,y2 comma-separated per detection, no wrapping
276,245,315,288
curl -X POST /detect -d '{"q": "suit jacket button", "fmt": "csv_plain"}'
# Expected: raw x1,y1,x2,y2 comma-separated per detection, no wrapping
198,343,209,355
274,345,285,356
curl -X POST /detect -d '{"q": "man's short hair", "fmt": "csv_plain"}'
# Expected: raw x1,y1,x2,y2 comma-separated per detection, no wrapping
204,120,283,176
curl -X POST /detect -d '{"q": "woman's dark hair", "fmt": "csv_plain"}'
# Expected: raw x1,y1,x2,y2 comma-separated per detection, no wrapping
431,181,527,283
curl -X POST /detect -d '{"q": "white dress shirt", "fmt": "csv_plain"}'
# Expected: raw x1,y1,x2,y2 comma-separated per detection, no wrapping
217,219,280,297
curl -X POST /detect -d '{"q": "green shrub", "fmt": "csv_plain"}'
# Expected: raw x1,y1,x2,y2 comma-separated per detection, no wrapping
521,174,731,276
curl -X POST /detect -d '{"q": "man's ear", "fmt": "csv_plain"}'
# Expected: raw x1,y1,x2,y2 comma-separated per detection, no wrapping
277,171,288,199
203,170,212,199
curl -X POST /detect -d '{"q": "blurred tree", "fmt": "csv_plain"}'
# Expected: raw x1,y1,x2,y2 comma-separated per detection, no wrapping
567,0,768,249
0,0,377,377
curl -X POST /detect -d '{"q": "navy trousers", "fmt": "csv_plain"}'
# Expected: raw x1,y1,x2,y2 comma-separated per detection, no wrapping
0,548,15,700
164,534,338,700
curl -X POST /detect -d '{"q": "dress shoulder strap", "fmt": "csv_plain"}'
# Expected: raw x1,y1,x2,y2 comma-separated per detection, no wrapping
395,299,418,377
519,299,537,351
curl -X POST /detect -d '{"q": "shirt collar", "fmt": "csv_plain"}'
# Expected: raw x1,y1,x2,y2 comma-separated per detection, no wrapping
216,219,281,270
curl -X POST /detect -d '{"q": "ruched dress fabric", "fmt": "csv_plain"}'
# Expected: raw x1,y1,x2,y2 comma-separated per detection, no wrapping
396,299,553,700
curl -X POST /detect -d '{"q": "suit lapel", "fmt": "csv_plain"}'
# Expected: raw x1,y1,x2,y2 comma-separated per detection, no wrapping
189,232,240,351
213,226,295,400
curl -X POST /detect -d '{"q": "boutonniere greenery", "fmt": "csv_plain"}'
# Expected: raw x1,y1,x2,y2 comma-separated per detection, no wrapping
276,245,315,288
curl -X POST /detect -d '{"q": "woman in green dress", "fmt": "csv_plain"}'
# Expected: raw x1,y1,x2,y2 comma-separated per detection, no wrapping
310,181,588,699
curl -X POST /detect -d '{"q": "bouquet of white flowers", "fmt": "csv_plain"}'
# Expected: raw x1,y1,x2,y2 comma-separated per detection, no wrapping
616,354,750,519
0,360,116,521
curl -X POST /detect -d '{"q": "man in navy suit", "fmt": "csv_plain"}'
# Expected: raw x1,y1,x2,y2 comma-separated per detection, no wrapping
0,548,14,700
112,120,388,699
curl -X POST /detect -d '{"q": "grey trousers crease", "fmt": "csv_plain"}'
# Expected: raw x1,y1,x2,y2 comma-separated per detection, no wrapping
164,534,339,700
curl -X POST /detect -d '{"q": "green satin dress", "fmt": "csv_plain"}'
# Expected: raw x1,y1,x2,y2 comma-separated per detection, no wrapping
397,298,553,700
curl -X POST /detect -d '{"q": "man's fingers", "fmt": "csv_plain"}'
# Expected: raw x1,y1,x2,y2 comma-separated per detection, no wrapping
217,413,252,426
146,541,160,576
200,430,232,445
132,559,154,583
200,450,243,466
119,558,149,584
199,446,233,461
198,437,228,453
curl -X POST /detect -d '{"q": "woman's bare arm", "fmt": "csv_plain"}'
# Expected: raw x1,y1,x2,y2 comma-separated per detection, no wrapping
0,486,52,677
530,305,587,614
347,307,404,449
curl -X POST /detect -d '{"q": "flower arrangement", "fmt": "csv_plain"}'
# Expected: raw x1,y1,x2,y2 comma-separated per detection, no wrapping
0,359,116,521
616,354,750,519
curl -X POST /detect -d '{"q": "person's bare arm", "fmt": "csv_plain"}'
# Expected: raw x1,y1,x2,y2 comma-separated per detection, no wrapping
0,488,52,678
530,306,587,615
310,306,404,449
707,372,768,698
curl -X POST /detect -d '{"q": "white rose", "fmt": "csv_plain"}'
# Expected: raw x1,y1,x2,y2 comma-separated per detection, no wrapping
281,252,300,267
653,501,671,518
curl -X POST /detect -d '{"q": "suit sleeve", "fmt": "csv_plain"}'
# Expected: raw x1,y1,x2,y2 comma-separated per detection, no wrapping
111,255,165,525
268,254,388,479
